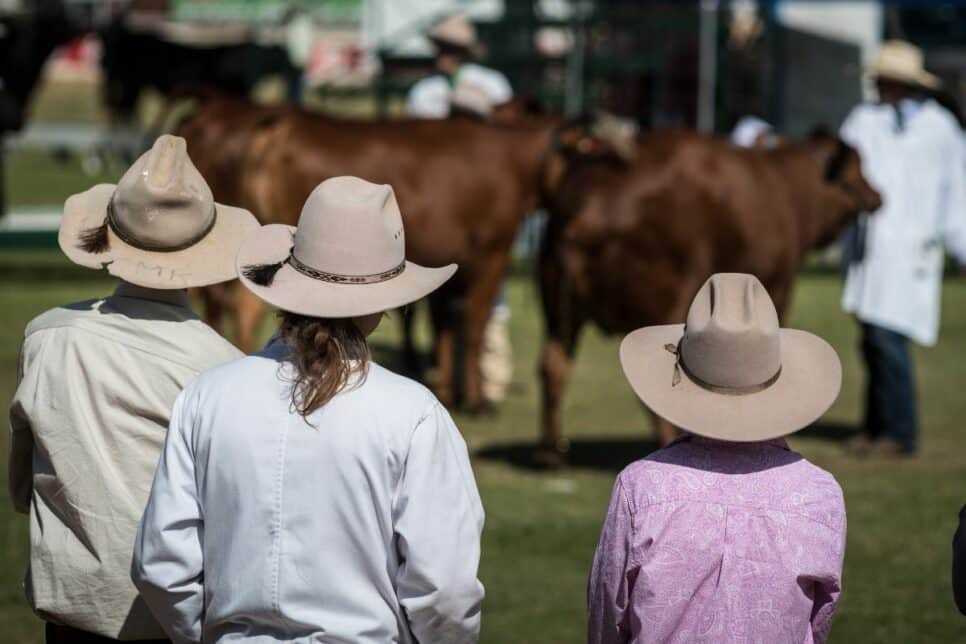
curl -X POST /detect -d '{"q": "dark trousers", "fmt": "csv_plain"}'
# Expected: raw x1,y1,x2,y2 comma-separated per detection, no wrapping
46,623,169,644
860,323,918,452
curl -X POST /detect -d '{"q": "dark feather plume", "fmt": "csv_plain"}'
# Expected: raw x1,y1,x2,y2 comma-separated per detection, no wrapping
242,261,285,286
77,221,110,254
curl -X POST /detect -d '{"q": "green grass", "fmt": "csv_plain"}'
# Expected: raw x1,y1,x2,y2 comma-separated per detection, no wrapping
0,253,964,642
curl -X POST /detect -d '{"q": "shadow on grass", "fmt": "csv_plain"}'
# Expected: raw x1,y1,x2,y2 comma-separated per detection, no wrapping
476,437,661,472
800,420,860,443
478,421,860,472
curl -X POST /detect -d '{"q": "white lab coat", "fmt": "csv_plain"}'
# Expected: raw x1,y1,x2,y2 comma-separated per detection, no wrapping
406,63,512,118
840,99,966,346
132,339,485,644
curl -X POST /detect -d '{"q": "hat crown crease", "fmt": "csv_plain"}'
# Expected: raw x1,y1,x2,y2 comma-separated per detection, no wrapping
292,176,406,277
112,135,215,250
681,273,782,390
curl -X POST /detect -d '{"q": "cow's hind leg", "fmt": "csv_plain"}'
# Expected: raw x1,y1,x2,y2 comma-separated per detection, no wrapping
428,291,458,407
537,322,583,468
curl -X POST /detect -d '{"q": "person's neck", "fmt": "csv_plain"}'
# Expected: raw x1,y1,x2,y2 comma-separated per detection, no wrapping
113,280,191,308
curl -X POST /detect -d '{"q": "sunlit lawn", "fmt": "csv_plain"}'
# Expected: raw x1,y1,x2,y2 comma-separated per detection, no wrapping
0,252,964,642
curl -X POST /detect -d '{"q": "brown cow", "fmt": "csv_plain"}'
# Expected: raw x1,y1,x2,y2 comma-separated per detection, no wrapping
172,94,562,412
537,129,882,466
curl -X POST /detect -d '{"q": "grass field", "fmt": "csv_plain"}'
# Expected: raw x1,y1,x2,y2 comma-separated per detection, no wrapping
0,252,965,643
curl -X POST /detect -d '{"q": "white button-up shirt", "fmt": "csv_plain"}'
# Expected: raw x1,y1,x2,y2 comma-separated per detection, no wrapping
840,99,966,345
132,338,485,644
406,63,512,118
8,282,242,639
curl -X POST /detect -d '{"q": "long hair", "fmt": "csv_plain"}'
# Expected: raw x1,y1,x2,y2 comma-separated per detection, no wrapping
278,311,370,419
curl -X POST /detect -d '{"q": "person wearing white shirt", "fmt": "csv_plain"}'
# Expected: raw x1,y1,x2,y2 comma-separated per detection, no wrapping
132,176,484,644
405,13,512,119
8,135,258,643
840,41,966,457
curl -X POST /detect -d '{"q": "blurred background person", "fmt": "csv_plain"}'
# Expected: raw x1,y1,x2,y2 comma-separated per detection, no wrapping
730,114,779,148
282,3,314,104
840,40,966,458
405,13,511,119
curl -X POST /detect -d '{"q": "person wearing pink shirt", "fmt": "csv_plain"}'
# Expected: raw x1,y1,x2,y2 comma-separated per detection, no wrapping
588,273,847,643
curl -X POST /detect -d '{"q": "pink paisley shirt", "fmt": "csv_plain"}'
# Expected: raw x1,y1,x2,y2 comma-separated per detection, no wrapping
588,435,846,644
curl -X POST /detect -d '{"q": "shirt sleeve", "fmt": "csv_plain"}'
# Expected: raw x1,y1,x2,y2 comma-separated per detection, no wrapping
954,504,966,615
406,77,450,118
810,502,847,643
8,337,39,514
587,475,636,644
393,400,484,644
940,133,966,265
131,389,205,644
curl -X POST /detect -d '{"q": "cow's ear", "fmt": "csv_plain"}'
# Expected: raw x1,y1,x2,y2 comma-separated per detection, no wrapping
823,139,851,183
807,128,851,183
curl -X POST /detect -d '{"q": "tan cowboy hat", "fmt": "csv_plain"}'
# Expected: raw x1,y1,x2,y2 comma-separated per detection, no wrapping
866,40,941,90
450,81,493,118
59,134,259,289
620,273,841,442
429,13,481,56
236,176,457,318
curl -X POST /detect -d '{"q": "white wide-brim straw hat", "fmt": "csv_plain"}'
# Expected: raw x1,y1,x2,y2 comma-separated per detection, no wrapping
866,39,941,90
237,176,456,318
620,273,841,442
59,135,259,290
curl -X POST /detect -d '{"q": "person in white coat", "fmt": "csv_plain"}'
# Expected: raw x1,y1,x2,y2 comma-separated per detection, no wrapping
840,40,966,457
132,176,485,644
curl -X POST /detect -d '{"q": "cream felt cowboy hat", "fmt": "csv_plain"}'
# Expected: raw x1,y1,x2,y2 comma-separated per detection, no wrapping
429,13,481,57
620,273,841,442
59,134,259,289
866,40,941,90
237,176,457,318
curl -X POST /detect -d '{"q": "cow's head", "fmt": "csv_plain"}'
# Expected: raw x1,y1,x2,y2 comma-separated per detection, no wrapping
540,113,635,218
808,130,882,248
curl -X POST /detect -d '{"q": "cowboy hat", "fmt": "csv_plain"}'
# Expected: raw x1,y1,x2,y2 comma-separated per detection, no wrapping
236,176,457,318
620,273,841,442
428,13,481,57
59,134,259,290
866,40,941,90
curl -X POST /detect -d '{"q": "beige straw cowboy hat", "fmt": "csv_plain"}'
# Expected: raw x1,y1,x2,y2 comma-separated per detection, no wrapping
620,273,841,442
237,176,457,318
866,40,941,90
429,13,481,56
59,134,259,289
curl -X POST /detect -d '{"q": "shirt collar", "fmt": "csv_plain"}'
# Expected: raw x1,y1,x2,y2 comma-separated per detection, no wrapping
670,433,790,451
112,281,192,309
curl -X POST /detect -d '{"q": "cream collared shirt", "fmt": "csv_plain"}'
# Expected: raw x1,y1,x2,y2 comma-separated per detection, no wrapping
132,338,485,644
8,282,242,639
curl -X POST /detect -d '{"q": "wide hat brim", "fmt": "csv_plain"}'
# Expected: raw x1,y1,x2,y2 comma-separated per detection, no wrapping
619,324,842,442
59,184,260,289
236,224,457,318
428,34,482,58
866,65,941,90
